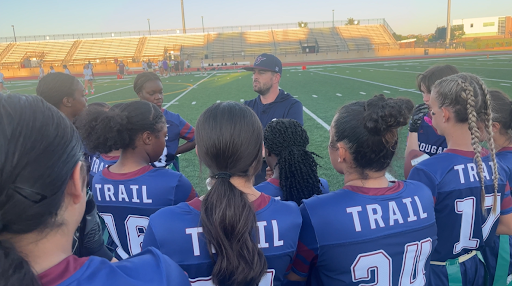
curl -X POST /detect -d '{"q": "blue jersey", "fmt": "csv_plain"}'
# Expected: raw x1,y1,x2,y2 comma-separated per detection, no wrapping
142,193,302,286
245,89,303,128
37,248,190,286
255,178,330,199
480,147,512,285
92,165,197,259
291,181,437,286
417,116,447,157
409,149,512,263
89,154,119,185
153,109,195,169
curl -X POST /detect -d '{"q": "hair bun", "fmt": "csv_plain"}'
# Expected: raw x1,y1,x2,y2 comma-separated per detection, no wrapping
363,94,414,137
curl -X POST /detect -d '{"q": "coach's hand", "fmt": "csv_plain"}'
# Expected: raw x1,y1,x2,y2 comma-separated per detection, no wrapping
408,103,429,133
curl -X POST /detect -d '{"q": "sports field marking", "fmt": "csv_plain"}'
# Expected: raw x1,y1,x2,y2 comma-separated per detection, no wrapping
312,71,421,94
336,93,342,96
163,73,216,109
501,84,511,86
192,102,196,105
86,85,132,99
383,91,390,93
360,92,366,95
302,106,398,182
240,99,244,102
343,65,512,83
312,95,318,97
216,100,221,103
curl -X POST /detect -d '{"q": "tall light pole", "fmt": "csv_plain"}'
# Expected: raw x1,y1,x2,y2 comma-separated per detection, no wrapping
147,19,151,36
332,10,335,27
446,0,451,47
181,0,187,34
202,16,205,34
11,25,17,42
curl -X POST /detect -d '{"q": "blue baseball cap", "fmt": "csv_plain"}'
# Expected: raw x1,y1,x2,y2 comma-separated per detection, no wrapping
242,53,282,74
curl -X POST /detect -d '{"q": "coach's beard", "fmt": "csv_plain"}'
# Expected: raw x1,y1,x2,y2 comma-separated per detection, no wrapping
254,82,273,96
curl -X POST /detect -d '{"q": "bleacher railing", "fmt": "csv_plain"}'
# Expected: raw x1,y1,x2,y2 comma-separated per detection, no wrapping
0,18,392,43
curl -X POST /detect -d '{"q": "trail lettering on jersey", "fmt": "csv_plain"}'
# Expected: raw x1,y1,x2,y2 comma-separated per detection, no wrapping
94,184,153,203
186,220,284,256
418,143,444,154
347,196,428,232
454,162,495,184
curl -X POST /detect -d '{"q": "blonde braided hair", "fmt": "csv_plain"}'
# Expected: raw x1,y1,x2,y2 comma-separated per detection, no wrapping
457,78,488,214
477,78,499,214
433,73,499,215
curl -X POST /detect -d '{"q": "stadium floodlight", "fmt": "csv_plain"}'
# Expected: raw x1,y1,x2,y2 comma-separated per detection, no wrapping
111,33,114,37
11,25,17,43
177,30,180,34
46,36,49,40
147,19,151,36
354,20,359,25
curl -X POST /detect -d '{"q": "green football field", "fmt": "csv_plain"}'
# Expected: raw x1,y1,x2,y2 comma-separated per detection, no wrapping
6,54,512,195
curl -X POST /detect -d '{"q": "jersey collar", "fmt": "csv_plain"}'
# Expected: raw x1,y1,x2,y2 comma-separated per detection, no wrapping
343,181,404,196
38,256,88,286
188,193,272,212
102,165,153,180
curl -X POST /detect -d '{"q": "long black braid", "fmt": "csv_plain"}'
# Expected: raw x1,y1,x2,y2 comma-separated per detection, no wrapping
264,119,322,205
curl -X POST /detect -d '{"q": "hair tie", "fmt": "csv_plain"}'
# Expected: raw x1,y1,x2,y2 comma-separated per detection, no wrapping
214,172,232,179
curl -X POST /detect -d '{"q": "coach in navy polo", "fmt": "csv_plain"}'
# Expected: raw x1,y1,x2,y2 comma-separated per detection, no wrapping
243,53,303,184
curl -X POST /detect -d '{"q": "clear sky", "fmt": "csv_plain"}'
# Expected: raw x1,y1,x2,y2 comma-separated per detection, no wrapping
1,0,510,38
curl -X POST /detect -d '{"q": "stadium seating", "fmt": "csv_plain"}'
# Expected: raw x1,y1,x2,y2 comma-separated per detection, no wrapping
0,23,399,66
336,25,399,50
73,37,139,64
1,40,74,67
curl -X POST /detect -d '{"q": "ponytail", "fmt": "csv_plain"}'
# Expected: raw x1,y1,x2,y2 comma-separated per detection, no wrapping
196,102,268,286
0,239,40,286
201,175,267,286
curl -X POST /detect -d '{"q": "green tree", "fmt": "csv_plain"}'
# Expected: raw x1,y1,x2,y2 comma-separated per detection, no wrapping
346,18,360,26
298,21,308,28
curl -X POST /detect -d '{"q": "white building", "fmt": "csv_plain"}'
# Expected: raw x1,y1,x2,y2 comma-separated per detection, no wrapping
453,16,508,37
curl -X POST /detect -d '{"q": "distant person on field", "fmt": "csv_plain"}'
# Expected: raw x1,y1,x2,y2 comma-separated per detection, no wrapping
39,65,44,80
200,58,205,75
147,60,153,72
185,59,190,74
49,66,55,73
243,53,303,185
162,58,169,77
0,70,8,94
142,60,148,72
175,60,181,76
179,58,184,75
118,60,126,79
63,65,71,75
83,64,94,95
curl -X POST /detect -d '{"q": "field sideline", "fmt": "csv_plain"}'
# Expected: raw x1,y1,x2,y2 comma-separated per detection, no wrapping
5,54,512,195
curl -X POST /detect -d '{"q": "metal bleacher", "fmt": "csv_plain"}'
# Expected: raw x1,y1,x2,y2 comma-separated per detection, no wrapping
0,19,399,67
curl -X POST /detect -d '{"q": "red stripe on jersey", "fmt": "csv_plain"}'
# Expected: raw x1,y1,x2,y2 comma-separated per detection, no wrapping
499,147,512,152
180,123,195,141
502,193,512,211
293,241,317,274
268,178,280,187
343,181,404,196
445,148,489,157
38,255,89,286
186,187,198,202
102,165,153,180
187,193,271,212
433,196,437,205
101,154,120,161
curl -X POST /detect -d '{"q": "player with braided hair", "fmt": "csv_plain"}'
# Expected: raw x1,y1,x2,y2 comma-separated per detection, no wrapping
409,73,512,286
288,95,439,285
256,119,328,205
482,89,512,286
404,65,459,178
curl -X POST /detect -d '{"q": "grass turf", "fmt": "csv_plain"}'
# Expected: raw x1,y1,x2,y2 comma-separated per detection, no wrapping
6,54,512,195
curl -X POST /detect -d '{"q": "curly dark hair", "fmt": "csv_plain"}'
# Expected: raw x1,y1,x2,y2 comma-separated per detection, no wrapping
264,119,322,205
